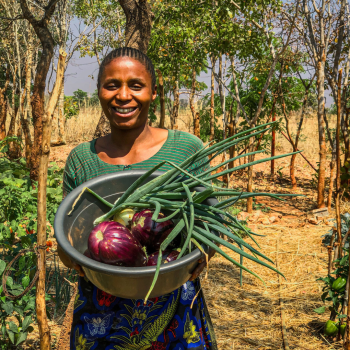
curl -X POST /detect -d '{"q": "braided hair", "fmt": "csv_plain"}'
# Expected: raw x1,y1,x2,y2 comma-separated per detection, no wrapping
97,47,156,90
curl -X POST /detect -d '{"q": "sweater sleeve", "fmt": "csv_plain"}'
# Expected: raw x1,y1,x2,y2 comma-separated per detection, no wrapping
62,150,78,197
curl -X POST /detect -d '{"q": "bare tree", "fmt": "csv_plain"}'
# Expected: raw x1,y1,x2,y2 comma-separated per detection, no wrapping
210,1,300,212
284,0,348,207
19,2,66,350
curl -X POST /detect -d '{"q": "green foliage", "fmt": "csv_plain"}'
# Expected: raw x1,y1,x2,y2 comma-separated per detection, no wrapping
73,89,88,103
0,157,77,347
0,137,22,156
315,251,349,329
0,158,63,230
64,96,80,119
316,214,350,337
64,89,100,120
89,90,100,106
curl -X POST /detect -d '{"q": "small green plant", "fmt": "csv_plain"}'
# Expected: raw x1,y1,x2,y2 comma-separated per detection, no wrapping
276,166,285,179
316,213,350,338
314,251,349,337
253,201,271,213
0,157,76,347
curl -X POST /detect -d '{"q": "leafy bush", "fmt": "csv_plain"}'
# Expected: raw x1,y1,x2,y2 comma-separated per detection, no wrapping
64,96,80,119
315,213,350,337
0,157,76,348
315,252,349,329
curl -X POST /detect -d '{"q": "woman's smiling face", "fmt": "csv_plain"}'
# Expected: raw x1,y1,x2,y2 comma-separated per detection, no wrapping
98,57,157,130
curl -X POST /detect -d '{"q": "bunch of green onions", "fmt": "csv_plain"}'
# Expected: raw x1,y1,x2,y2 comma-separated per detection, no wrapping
72,122,299,301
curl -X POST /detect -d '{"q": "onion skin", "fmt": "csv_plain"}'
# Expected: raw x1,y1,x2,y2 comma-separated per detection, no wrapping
88,221,147,267
131,209,174,250
147,250,179,266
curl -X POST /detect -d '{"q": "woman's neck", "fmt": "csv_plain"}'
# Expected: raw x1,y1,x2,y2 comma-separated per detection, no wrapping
109,123,152,155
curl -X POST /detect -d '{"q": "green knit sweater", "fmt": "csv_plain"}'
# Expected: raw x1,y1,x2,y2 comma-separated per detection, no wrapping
63,129,208,195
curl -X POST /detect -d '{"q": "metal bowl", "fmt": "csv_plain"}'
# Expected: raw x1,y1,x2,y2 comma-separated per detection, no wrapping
54,170,219,299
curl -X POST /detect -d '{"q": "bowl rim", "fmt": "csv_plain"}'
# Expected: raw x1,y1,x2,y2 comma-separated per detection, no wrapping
54,170,218,277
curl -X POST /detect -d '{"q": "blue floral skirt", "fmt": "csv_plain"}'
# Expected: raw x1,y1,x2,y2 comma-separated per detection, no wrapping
70,277,217,350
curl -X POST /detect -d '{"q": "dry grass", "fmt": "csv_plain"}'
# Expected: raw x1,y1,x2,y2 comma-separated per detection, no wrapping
202,223,333,349
65,107,335,160
198,177,343,350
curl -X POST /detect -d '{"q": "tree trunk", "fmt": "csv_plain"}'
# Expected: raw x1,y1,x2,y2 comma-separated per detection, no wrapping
93,111,111,139
194,112,200,137
37,50,66,350
22,58,33,168
14,121,22,159
246,143,254,213
227,104,235,169
20,2,63,349
327,141,336,210
51,79,66,146
335,70,342,260
8,106,19,160
8,68,18,159
271,111,276,175
170,80,179,129
218,55,226,139
157,69,166,129
315,37,327,208
0,99,8,141
118,0,154,54
316,64,327,207
189,68,197,133
21,2,57,181
209,56,216,141
0,67,10,140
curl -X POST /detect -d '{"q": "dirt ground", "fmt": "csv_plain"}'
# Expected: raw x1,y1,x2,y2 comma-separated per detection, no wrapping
38,133,345,350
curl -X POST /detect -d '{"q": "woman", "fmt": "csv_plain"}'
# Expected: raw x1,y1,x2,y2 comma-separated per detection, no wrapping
58,47,217,350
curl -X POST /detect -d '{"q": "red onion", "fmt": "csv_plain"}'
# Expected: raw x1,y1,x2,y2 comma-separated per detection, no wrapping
88,221,147,267
147,250,179,266
83,249,92,259
131,209,174,250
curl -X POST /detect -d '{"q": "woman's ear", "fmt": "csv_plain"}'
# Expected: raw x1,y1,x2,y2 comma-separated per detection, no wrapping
151,85,157,102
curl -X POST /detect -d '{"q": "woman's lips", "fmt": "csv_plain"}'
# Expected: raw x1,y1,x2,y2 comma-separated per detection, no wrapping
111,106,138,118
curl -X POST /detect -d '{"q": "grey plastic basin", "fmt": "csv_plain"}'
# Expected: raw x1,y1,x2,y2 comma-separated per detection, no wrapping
54,170,218,299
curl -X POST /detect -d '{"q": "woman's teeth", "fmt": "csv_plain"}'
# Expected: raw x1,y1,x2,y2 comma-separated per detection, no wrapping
113,107,136,114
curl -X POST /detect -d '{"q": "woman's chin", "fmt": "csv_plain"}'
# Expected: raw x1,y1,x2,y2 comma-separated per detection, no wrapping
111,118,146,130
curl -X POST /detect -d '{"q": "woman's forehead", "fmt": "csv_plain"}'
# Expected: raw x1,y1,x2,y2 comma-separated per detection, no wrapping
102,57,150,79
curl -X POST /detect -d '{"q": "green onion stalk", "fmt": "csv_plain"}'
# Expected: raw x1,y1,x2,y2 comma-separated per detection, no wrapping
70,122,301,302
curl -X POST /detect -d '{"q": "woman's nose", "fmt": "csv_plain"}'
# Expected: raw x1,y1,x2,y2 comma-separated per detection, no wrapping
116,84,131,101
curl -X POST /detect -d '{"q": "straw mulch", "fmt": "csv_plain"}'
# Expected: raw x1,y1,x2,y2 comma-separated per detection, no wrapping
202,194,342,349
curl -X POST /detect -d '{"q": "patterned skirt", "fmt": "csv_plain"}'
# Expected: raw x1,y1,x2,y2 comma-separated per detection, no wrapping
70,277,217,350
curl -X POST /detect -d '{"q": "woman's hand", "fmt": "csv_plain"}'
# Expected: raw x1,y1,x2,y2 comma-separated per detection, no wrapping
57,244,85,277
189,248,216,281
